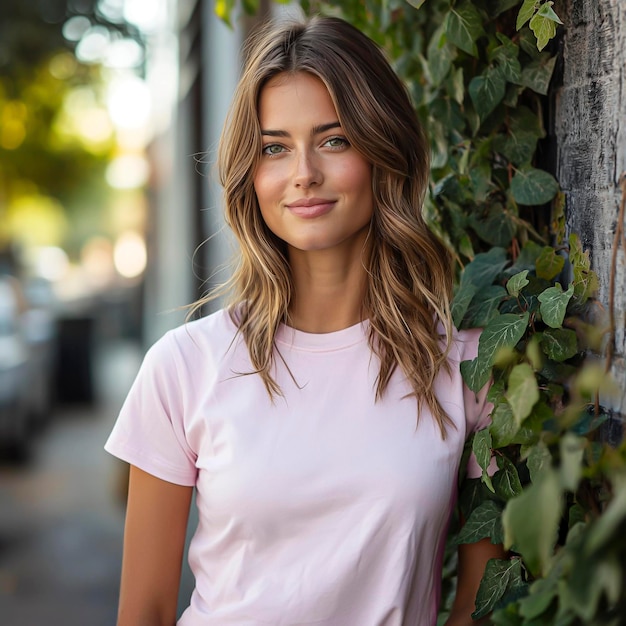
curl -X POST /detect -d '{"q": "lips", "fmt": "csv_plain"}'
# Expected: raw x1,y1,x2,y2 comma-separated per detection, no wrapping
286,198,336,218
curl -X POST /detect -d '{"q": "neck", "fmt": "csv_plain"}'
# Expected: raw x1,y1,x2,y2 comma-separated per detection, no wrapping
287,237,371,333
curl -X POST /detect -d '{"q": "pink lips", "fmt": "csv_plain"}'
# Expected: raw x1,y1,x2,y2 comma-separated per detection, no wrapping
286,198,336,218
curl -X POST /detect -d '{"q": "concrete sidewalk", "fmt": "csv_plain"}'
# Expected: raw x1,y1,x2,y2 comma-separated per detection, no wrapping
0,340,143,625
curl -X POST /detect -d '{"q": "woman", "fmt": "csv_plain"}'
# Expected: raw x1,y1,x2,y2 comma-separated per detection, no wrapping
106,15,503,626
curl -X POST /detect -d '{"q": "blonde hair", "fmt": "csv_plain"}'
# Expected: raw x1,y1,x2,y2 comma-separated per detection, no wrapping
190,16,455,436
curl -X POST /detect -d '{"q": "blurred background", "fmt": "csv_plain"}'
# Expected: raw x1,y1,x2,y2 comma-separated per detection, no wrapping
0,0,289,622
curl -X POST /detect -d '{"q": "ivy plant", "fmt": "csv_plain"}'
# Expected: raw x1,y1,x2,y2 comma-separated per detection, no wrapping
218,1,625,623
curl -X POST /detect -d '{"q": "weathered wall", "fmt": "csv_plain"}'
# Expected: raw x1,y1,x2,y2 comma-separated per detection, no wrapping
554,0,626,422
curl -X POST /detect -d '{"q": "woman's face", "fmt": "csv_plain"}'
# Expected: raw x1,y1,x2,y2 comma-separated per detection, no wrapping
253,72,373,257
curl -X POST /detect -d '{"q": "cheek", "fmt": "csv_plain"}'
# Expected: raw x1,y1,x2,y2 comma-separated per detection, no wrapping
340,160,373,207
253,163,282,209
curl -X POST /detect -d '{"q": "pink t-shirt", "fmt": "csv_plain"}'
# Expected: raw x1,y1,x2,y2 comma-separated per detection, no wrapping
105,309,492,626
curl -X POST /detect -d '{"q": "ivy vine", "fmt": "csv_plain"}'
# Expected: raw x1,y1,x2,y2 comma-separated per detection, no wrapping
219,1,626,623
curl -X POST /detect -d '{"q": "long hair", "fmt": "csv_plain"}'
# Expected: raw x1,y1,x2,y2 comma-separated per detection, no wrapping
190,15,455,437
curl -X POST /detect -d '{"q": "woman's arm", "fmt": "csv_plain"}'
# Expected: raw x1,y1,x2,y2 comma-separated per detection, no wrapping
444,538,507,626
116,465,193,626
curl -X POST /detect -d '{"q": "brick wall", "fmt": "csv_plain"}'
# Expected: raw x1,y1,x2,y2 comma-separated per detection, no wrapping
554,0,626,427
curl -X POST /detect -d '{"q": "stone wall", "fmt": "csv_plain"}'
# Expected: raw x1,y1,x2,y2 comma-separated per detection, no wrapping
554,0,626,424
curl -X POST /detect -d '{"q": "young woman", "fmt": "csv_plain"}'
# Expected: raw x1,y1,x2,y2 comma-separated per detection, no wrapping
106,15,503,626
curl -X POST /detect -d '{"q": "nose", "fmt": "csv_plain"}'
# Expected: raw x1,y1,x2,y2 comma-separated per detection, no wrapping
293,150,322,188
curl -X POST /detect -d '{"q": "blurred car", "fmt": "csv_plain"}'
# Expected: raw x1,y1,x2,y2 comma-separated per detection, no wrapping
0,275,56,459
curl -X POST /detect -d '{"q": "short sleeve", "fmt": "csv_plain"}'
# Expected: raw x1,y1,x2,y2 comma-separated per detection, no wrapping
460,328,497,479
104,331,198,486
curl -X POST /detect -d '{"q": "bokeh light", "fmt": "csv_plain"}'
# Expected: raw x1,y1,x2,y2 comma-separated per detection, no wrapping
107,74,152,130
33,246,70,282
75,25,112,64
106,154,150,189
113,231,147,278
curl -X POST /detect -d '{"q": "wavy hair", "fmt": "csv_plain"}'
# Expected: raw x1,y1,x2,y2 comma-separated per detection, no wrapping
190,15,455,437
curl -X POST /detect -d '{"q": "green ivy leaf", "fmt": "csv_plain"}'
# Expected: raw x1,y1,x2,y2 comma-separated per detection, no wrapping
405,0,427,8
516,0,539,30
530,2,563,51
519,53,557,95
452,281,478,328
487,378,506,404
510,166,559,205
461,353,492,393
461,313,529,393
490,401,519,447
511,240,544,272
540,359,577,383
465,285,507,328
506,270,530,297
495,455,523,500
427,24,456,86
535,246,565,280
537,283,574,328
513,402,548,446
457,500,504,544
470,203,517,247
451,66,465,105
541,328,578,361
510,104,546,136
502,469,563,576
473,427,493,472
569,234,600,303
559,433,585,492
445,1,485,56
429,117,449,169
567,553,624,622
518,577,558,619
459,476,501,521
462,247,509,289
506,362,540,424
491,36,522,83
503,83,523,107
493,130,539,166
215,0,237,25
461,312,529,392
469,66,506,120
526,441,552,482
479,312,530,363
473,558,525,619
470,160,492,202
518,26,542,58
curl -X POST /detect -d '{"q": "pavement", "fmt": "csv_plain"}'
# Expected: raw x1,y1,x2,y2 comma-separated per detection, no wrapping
0,340,144,625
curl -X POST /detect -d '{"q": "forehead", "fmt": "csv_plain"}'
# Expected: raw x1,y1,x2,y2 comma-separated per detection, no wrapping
257,72,338,123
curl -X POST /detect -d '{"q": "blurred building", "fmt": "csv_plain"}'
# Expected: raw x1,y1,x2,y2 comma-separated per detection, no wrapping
142,0,293,346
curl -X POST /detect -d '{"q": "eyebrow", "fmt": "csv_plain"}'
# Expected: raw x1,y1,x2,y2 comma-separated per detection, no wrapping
260,121,342,137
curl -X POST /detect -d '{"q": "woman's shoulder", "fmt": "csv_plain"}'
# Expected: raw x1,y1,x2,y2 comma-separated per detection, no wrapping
145,308,239,367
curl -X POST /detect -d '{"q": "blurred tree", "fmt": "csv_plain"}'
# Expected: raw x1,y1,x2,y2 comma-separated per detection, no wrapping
0,0,144,258
0,0,142,85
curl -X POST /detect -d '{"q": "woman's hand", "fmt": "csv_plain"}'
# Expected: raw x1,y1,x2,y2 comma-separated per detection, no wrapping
116,465,193,626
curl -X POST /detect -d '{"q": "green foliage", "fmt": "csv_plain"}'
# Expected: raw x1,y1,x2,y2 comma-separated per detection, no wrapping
0,1,144,253
219,1,624,624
